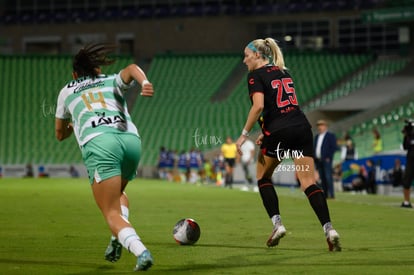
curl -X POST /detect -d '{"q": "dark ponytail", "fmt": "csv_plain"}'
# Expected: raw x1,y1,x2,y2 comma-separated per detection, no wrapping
72,43,117,77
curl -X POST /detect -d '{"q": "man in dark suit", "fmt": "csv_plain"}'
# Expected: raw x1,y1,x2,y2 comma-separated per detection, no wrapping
314,120,338,198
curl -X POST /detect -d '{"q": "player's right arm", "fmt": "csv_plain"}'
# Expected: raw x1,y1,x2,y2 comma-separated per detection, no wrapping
120,64,154,97
240,72,265,136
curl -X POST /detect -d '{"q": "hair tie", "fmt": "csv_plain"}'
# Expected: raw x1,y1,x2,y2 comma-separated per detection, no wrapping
246,41,258,52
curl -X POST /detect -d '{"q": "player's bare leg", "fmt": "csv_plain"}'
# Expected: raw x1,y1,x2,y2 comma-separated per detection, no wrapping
104,189,129,262
295,156,341,251
256,153,286,247
92,176,153,270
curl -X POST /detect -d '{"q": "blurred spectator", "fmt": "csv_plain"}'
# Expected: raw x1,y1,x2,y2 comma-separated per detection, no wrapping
25,163,34,178
165,150,176,181
70,165,80,178
157,146,168,179
38,165,49,178
240,138,255,185
351,166,366,193
221,136,237,188
372,128,383,154
333,163,343,192
177,150,190,182
314,120,338,199
365,159,376,194
188,148,202,183
340,133,358,161
213,153,225,186
201,159,214,184
389,158,404,187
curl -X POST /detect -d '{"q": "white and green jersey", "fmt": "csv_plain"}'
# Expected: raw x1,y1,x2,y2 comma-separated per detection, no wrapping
55,72,138,146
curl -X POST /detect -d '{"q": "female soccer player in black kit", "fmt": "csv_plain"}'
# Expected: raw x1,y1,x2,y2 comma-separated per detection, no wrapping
236,38,341,251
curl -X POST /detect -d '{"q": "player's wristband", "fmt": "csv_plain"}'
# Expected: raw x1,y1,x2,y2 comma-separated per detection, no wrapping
141,79,149,86
242,129,249,137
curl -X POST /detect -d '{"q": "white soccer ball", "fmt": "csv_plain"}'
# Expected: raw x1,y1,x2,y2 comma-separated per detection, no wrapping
173,218,201,245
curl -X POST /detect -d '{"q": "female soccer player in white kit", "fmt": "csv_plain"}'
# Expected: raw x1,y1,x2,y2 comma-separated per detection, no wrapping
55,44,154,271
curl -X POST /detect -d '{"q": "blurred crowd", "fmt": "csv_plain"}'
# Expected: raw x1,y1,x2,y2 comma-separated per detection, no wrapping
157,146,226,185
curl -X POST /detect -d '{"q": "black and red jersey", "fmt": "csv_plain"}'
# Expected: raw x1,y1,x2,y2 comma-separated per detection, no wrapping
247,64,311,135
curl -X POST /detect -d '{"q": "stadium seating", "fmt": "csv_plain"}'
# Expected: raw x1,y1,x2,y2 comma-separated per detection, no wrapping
304,57,410,111
287,52,373,104
346,100,414,159
0,51,404,167
0,55,134,165
1,1,386,25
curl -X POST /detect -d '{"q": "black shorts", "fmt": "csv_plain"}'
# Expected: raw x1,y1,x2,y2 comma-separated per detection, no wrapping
260,124,314,160
224,158,236,168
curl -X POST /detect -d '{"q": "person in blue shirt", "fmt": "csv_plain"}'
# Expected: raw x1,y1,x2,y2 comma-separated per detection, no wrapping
177,150,190,182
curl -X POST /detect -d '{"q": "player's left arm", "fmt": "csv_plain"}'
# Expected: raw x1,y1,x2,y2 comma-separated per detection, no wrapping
55,118,73,141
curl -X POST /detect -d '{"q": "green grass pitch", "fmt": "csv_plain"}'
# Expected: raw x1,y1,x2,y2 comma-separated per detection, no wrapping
0,178,413,274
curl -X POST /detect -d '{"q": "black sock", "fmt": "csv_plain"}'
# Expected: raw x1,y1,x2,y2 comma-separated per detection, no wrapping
305,184,331,226
258,178,280,218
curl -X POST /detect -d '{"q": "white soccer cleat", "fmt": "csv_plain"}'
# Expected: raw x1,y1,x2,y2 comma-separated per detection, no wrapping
326,229,341,252
266,224,286,247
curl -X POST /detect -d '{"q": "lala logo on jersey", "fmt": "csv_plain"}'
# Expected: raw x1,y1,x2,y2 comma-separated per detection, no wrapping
249,78,255,85
91,112,126,128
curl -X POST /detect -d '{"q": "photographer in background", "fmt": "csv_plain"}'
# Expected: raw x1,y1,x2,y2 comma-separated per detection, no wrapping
401,119,414,208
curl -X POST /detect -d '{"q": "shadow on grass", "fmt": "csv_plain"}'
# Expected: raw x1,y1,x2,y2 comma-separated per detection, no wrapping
0,258,121,274
156,250,414,274
2,242,413,274
159,241,331,252
193,241,414,252
151,241,414,273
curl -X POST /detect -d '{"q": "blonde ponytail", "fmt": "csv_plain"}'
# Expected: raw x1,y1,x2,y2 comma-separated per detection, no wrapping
264,38,287,71
248,38,287,72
